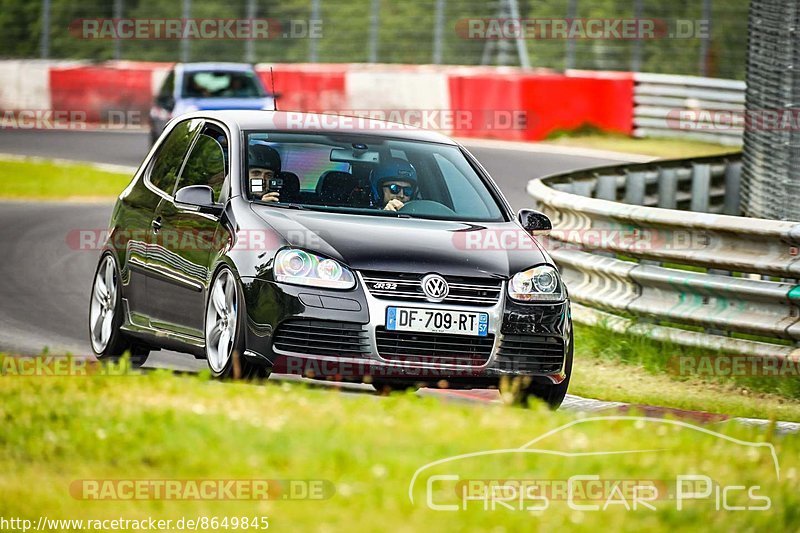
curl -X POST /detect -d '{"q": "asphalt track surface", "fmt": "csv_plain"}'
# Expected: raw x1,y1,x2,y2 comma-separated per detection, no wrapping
0,129,638,409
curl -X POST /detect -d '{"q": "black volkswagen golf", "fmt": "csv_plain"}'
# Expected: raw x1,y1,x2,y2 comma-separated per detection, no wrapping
89,110,573,407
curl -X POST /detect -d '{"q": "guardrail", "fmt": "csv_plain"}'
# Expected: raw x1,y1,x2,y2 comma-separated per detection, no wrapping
633,72,745,147
528,152,800,360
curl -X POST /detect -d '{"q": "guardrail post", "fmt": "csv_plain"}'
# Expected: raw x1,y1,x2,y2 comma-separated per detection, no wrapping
180,0,191,62
657,167,678,209
368,0,380,63
624,171,646,205
595,174,618,201
432,0,445,64
690,163,711,212
723,161,742,216
572,181,594,197
39,0,51,59
308,0,321,63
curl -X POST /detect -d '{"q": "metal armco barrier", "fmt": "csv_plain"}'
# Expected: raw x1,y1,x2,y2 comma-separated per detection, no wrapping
633,72,745,147
528,152,800,360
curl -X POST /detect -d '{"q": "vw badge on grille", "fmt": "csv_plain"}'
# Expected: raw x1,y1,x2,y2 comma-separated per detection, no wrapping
421,274,449,302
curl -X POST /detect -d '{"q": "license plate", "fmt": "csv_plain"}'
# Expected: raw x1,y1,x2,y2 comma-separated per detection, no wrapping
386,307,489,337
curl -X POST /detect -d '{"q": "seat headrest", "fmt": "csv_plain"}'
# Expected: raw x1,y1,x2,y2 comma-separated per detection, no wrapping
316,171,357,205
277,171,300,202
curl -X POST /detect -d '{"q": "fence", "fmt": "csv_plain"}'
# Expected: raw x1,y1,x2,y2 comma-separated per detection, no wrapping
1,0,749,79
632,72,745,147
741,0,800,221
527,152,800,361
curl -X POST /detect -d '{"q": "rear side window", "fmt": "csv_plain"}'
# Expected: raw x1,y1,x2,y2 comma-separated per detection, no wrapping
149,119,202,195
177,134,227,202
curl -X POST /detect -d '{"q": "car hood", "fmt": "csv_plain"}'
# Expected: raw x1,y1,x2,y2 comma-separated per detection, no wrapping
250,205,549,278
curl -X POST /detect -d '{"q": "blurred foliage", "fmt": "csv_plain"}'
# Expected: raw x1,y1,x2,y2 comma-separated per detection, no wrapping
0,0,749,79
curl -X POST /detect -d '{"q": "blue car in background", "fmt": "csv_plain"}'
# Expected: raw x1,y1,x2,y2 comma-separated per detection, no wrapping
149,62,276,144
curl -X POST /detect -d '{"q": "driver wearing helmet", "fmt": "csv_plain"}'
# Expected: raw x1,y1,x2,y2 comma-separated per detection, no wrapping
248,142,282,202
370,158,418,211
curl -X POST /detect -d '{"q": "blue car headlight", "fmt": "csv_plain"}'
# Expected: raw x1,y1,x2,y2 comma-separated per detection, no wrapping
508,265,564,302
274,249,356,290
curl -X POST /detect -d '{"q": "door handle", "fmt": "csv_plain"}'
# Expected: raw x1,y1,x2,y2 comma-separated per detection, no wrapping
152,216,162,233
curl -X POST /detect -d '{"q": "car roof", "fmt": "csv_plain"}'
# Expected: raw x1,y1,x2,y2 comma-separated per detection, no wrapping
179,62,257,73
186,110,459,145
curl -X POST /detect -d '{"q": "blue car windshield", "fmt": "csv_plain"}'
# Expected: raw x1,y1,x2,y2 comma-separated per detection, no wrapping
244,132,506,223
182,71,265,98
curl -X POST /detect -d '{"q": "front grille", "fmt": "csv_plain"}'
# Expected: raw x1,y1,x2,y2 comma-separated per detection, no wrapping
375,327,494,366
495,335,564,374
273,320,370,358
361,271,502,306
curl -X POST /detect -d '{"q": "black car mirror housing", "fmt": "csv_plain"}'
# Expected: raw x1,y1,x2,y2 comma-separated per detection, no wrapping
518,209,552,234
175,185,223,215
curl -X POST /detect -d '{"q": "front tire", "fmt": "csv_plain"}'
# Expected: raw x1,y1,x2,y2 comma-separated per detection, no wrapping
522,331,573,409
204,266,270,380
89,254,149,367
501,331,573,409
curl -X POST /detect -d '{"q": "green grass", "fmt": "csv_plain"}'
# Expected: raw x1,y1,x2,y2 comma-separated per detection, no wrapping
0,365,798,531
543,129,737,159
0,158,130,200
573,323,800,421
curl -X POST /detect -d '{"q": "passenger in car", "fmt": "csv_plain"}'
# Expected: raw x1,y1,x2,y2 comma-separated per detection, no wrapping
247,142,282,202
370,158,418,211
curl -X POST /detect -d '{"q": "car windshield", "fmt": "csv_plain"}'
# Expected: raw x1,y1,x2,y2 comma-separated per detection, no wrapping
182,71,265,98
245,132,506,222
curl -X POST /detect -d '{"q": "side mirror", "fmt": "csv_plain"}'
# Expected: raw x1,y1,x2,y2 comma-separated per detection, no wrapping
175,185,223,215
518,209,552,234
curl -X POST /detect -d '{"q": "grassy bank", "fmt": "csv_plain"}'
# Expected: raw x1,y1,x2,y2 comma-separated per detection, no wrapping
0,366,797,531
571,323,800,422
0,157,130,200
543,131,737,159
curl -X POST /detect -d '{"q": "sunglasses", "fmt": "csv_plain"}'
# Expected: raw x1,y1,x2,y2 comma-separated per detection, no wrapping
383,183,416,196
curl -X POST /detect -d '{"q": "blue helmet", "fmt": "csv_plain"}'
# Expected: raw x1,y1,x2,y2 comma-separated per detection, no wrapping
369,158,417,204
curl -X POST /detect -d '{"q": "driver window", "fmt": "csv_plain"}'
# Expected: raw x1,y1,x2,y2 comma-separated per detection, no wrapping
176,133,226,202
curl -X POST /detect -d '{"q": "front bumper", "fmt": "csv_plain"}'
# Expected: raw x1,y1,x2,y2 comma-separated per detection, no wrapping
241,274,571,387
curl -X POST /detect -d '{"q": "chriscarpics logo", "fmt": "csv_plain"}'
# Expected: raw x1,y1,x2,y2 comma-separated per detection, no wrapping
409,416,779,513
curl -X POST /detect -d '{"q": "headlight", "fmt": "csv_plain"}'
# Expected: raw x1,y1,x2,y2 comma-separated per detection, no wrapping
274,249,355,290
508,265,564,302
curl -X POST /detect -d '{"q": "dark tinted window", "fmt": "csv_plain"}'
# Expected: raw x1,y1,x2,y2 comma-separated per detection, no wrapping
149,119,201,195
158,70,174,97
182,71,264,98
245,132,505,222
176,134,226,202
